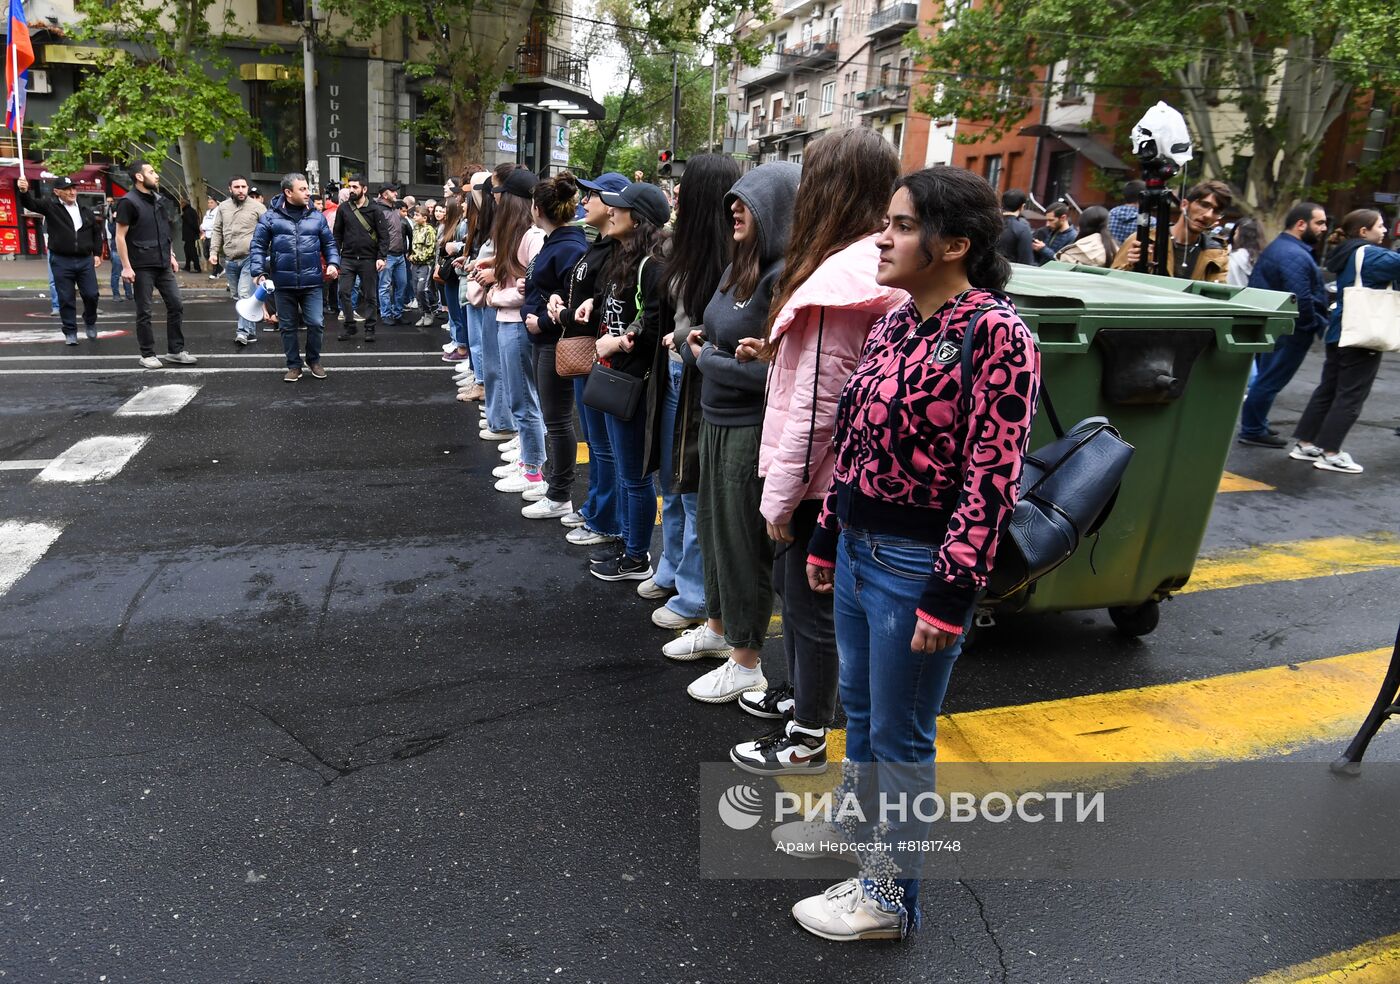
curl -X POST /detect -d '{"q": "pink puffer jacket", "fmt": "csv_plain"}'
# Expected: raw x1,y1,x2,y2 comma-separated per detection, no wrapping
758,234,908,525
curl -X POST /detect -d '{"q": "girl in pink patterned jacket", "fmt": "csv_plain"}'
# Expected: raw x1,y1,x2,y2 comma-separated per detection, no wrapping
725,128,908,783
789,167,1040,943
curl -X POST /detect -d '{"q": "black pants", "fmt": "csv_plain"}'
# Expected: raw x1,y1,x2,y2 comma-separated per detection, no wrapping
1294,343,1384,452
51,253,99,336
773,498,839,727
338,256,379,331
323,277,338,323
183,237,201,271
532,341,578,502
132,266,185,357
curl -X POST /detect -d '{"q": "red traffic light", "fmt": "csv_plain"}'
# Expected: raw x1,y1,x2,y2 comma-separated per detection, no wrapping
658,149,673,164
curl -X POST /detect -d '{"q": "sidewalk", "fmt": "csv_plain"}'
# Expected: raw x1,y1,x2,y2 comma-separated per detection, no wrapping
0,258,233,296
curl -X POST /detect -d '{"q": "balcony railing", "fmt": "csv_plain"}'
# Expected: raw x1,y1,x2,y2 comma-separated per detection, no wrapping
771,113,808,136
866,2,919,36
515,42,588,90
780,33,838,69
855,84,912,113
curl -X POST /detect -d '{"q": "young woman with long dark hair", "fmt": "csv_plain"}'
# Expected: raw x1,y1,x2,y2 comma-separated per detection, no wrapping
667,163,802,702
725,128,907,776
518,171,590,519
464,171,517,440
452,171,491,401
646,153,741,630
572,181,672,581
788,167,1039,941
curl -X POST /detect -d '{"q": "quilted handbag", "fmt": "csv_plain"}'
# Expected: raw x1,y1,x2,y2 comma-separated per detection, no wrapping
555,334,597,377
957,307,1135,599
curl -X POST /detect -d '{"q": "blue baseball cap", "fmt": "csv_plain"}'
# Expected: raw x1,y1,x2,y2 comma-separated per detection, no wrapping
578,172,629,194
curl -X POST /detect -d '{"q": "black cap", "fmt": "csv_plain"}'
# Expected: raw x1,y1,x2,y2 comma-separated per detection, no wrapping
52,176,75,190
598,181,671,227
377,182,397,195
492,169,539,200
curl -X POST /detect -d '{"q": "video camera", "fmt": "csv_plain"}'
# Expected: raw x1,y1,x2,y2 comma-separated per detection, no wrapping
1130,102,1193,276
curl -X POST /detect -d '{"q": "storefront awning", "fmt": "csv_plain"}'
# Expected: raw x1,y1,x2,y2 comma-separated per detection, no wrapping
0,162,111,193
1019,124,1131,172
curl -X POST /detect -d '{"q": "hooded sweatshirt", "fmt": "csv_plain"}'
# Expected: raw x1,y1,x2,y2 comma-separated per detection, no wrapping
1322,238,1400,344
680,162,802,428
522,224,590,343
758,234,908,525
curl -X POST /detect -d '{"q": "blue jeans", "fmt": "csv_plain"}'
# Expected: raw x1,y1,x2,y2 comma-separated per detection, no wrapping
273,287,323,369
1240,330,1316,438
47,255,58,315
497,319,547,470
603,402,657,559
653,360,704,617
377,253,408,320
109,250,132,299
478,306,514,432
224,257,257,338
577,379,621,537
444,284,467,349
835,526,967,932
465,303,486,377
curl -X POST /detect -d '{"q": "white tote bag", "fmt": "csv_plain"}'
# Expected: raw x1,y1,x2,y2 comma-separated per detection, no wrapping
1338,245,1400,352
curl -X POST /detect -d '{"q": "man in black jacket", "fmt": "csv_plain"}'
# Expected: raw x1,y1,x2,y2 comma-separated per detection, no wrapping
331,174,390,341
115,161,196,368
17,175,103,344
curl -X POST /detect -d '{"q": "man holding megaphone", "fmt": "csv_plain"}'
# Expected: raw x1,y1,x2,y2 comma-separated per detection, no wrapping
248,173,341,383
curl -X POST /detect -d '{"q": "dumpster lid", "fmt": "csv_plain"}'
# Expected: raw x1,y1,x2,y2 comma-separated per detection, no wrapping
1007,262,1297,319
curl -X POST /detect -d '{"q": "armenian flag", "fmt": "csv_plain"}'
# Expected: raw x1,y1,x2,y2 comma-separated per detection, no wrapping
6,0,34,133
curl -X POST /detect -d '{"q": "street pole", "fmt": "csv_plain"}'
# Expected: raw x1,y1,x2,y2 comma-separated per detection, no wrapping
708,53,718,152
302,0,320,193
670,51,680,159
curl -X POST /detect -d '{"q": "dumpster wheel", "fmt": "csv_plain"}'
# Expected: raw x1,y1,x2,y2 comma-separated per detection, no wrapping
1108,601,1160,637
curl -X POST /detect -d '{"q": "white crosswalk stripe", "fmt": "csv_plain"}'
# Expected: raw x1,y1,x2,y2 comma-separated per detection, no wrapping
34,434,150,484
114,384,201,417
0,520,65,598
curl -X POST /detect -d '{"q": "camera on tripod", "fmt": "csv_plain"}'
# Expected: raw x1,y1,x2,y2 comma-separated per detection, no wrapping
1130,102,1194,276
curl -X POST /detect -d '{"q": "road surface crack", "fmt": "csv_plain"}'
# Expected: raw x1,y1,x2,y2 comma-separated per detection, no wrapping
958,878,1009,983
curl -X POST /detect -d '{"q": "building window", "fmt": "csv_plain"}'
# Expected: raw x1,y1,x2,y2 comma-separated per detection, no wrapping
248,80,305,174
984,154,1003,192
820,81,835,115
1060,60,1083,101
897,56,910,87
879,62,891,87
1044,149,1076,204
892,122,903,152
794,89,808,118
415,99,444,185
256,0,303,26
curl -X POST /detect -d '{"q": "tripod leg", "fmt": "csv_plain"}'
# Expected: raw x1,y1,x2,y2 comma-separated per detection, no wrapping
1331,622,1400,775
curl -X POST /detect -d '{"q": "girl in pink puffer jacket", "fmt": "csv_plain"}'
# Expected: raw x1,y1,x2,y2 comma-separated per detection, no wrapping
727,128,908,777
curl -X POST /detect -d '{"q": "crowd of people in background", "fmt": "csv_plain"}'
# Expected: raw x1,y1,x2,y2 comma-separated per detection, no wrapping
995,177,1400,474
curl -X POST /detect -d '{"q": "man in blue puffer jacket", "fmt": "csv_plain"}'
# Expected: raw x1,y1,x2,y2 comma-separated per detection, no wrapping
250,172,342,382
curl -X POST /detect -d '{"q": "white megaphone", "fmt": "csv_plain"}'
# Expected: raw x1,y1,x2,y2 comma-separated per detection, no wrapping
236,281,274,322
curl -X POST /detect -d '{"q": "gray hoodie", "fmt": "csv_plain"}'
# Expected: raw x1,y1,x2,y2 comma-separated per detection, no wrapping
678,162,802,427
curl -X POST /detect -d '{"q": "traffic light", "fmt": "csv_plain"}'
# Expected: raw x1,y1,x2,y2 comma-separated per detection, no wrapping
658,149,674,177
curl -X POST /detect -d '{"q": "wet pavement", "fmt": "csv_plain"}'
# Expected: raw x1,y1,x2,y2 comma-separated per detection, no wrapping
2,294,1399,983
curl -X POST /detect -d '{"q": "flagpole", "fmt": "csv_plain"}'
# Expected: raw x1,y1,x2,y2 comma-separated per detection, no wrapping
10,25,21,180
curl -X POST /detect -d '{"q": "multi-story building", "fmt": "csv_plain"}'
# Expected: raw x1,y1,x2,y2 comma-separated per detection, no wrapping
724,0,952,173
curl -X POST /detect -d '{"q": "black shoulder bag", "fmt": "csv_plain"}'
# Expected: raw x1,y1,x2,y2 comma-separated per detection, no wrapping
581,258,651,421
958,308,1135,599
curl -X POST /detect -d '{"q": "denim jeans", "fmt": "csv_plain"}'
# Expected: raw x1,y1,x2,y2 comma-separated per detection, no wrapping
444,284,467,349
465,303,487,378
377,253,408,320
577,378,622,538
50,254,100,335
497,319,546,468
224,257,257,338
274,287,323,369
835,526,968,931
603,401,657,560
1240,329,1316,438
47,255,58,315
109,250,132,299
653,360,705,618
478,306,515,433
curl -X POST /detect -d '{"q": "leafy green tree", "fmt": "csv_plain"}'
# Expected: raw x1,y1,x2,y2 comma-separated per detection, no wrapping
909,0,1400,230
43,0,268,207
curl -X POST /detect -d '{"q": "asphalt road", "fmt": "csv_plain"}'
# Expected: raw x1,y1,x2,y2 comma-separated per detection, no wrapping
2,293,1399,983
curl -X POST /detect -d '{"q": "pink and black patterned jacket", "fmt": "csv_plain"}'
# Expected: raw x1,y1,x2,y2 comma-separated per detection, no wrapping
806,288,1040,633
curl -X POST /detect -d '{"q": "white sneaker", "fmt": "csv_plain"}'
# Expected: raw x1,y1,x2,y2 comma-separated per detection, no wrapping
637,577,673,600
771,820,859,863
792,879,904,941
442,341,457,353
500,436,520,453
138,355,163,369
566,525,613,546
500,445,521,464
560,510,588,528
522,498,573,520
663,625,733,662
1316,451,1363,473
495,468,538,493
479,428,515,441
159,351,198,365
520,476,548,501
652,605,703,630
663,627,733,666
687,658,766,703
1288,441,1323,461
492,461,520,479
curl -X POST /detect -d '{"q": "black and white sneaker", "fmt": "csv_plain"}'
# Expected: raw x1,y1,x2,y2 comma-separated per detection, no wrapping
730,720,828,776
738,683,795,720
590,553,653,582
588,540,624,564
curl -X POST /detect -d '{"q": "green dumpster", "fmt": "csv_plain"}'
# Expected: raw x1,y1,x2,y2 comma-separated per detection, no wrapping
986,262,1298,636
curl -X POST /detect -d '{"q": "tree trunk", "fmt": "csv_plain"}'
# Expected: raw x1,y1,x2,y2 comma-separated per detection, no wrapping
177,129,206,209
446,93,486,178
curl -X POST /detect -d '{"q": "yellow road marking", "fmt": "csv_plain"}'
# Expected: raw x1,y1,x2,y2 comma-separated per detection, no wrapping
1244,931,1400,983
1182,534,1400,595
1218,471,1274,493
577,442,589,464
